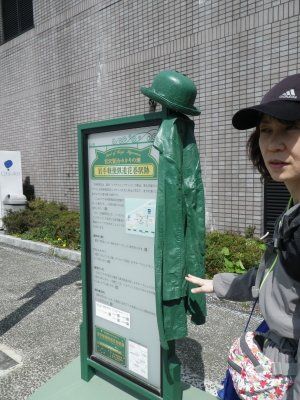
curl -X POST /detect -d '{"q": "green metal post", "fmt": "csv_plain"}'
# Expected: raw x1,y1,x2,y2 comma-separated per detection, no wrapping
162,342,182,400
78,126,94,382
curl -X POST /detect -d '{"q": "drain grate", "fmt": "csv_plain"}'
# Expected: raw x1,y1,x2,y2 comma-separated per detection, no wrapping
0,345,22,376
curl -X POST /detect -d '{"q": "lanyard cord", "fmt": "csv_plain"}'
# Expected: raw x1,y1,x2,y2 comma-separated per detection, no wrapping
287,196,293,209
259,254,278,289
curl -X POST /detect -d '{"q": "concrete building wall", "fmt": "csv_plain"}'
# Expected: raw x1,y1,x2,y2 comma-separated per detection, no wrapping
0,0,299,233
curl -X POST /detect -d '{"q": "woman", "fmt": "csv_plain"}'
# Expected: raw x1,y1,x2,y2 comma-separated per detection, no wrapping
186,74,300,399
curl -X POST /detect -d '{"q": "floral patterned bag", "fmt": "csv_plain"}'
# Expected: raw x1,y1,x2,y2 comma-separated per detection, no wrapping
228,331,296,400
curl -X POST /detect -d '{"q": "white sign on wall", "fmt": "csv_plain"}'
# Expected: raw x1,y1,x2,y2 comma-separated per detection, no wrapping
0,151,23,228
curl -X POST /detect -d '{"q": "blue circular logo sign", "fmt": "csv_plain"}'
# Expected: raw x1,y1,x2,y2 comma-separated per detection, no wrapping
4,160,13,170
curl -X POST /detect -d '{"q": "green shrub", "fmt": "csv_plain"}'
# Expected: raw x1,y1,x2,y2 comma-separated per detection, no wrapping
53,211,80,249
244,225,256,238
205,231,266,277
3,209,34,234
3,198,80,250
27,198,67,227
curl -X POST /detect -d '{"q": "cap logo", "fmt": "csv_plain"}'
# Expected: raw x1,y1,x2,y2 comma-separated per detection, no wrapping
279,89,297,99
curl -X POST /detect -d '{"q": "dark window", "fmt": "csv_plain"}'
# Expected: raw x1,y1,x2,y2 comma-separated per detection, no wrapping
264,180,290,236
2,0,34,42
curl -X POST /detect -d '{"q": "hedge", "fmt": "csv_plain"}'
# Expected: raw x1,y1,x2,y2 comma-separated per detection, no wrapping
3,199,265,273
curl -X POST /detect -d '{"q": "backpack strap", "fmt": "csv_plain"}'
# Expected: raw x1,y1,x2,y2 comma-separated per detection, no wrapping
257,331,298,355
272,362,298,377
251,257,267,299
239,333,298,377
240,333,263,372
251,199,293,298
251,246,278,299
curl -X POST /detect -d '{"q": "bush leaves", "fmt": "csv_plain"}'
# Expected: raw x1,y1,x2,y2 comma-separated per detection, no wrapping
3,199,80,250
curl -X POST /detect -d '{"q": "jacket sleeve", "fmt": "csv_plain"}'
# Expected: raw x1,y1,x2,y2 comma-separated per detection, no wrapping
278,204,300,281
213,268,257,302
182,118,206,324
280,207,300,399
153,118,186,301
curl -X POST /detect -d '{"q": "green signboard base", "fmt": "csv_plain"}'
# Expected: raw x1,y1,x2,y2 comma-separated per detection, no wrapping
28,358,217,400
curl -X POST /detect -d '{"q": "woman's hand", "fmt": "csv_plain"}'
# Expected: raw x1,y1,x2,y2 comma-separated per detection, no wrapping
185,274,214,294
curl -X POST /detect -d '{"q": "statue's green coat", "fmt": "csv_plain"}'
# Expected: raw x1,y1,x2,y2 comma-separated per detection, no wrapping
154,112,206,349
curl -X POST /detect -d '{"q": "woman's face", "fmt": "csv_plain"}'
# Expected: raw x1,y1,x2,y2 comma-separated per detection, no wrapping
259,115,300,186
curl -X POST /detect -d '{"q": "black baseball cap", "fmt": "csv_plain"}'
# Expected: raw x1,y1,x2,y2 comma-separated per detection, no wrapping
232,73,300,130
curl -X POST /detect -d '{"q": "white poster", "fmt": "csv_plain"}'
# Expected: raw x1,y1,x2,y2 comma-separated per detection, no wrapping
128,341,148,380
88,123,161,390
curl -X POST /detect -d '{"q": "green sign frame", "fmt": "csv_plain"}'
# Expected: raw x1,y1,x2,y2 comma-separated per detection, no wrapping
78,111,184,400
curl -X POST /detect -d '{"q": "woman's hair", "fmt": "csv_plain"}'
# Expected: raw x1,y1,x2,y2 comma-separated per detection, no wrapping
247,127,271,180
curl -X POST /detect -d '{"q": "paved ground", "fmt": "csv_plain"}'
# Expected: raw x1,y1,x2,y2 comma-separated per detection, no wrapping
0,243,261,399
0,244,81,400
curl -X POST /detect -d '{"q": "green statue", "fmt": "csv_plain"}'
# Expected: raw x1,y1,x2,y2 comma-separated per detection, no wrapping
141,71,206,350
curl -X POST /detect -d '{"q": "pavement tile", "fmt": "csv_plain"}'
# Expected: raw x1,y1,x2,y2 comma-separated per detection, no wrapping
0,244,261,399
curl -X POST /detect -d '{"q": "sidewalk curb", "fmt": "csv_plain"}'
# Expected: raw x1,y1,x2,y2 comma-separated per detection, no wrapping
0,233,81,262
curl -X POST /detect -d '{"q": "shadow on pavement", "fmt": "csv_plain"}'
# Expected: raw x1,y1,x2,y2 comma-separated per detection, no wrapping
0,265,81,336
176,337,206,390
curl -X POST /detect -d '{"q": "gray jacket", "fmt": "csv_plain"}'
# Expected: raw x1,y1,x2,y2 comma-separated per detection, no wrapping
213,203,300,399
